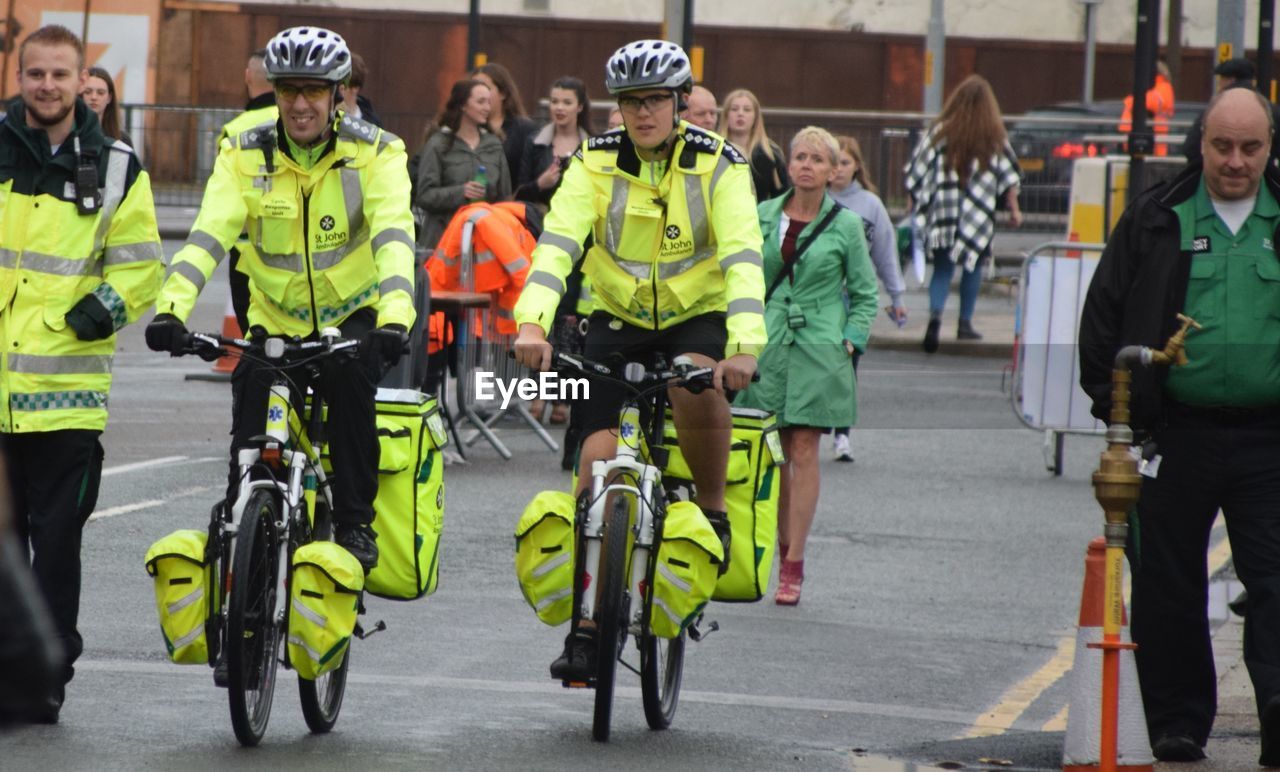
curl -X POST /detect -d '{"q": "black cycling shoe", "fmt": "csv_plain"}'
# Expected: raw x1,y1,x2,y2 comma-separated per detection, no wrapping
703,509,732,577
335,522,379,573
212,654,229,688
549,628,597,682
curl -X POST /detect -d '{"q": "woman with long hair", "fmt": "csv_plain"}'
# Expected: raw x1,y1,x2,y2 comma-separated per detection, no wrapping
904,74,1021,352
81,66,131,145
414,78,512,250
718,88,789,201
515,76,591,208
736,126,878,605
471,62,538,184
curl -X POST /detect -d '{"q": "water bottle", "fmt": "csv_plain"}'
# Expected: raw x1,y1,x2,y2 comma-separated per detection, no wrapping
469,164,488,201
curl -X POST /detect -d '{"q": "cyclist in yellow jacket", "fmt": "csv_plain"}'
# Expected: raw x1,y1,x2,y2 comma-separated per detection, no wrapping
146,26,416,571
1,24,163,722
513,39,767,680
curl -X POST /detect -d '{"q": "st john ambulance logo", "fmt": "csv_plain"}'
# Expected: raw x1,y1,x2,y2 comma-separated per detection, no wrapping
320,215,336,231
665,225,681,240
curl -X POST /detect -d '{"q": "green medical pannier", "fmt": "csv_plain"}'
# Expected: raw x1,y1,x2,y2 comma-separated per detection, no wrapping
648,500,722,638
144,529,216,665
366,388,448,600
514,490,577,626
662,407,785,602
288,541,364,680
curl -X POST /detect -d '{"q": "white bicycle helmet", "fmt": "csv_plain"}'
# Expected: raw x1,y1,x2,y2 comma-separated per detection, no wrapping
605,39,692,95
264,27,351,83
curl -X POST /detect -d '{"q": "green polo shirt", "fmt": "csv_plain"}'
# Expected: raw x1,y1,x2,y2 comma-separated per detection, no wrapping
1165,178,1280,407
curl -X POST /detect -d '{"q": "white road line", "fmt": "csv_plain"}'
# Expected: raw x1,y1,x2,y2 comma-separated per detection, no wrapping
88,486,219,521
102,456,223,477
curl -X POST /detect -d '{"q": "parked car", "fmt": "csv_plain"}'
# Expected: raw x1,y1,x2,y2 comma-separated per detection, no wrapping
1008,99,1204,214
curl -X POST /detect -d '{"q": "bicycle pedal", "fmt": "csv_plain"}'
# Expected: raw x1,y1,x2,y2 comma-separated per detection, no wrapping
687,617,719,642
353,619,387,640
561,679,592,689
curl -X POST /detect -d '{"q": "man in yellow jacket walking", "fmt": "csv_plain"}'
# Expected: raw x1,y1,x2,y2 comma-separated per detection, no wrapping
1,24,163,722
147,26,416,571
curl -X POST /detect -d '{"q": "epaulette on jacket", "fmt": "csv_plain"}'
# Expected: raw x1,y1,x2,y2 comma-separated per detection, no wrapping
679,125,721,155
338,114,381,144
719,141,748,165
587,129,625,152
237,121,277,151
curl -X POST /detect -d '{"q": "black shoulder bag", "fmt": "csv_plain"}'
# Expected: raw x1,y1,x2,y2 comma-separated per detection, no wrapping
763,203,845,303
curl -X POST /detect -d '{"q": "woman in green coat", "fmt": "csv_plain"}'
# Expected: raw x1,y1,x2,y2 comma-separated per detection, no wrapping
737,126,878,605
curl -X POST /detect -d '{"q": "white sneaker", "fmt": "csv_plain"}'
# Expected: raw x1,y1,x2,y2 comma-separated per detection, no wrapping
833,433,854,463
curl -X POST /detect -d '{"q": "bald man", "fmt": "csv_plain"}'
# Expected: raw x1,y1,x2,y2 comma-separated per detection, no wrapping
683,84,718,131
1081,88,1280,764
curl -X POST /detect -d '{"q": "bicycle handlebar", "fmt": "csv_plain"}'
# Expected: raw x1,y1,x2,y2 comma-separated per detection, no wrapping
177,328,360,363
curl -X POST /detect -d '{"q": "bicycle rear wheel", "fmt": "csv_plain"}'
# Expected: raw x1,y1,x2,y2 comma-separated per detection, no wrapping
226,490,283,747
640,630,685,729
298,629,350,732
591,495,630,743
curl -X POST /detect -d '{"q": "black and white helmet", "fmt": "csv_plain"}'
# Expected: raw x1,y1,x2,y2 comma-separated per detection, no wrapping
264,27,351,83
604,39,692,95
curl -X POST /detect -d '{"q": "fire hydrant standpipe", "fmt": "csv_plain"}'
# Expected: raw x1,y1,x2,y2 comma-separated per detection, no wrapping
1090,314,1200,772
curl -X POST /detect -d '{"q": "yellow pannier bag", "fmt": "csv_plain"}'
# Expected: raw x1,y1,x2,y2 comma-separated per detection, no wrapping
366,388,447,600
514,490,577,626
144,529,215,665
662,407,784,602
648,501,722,638
288,541,364,680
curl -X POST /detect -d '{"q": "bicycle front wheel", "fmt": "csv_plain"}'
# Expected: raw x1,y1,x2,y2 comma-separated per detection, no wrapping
640,630,685,729
226,490,283,747
299,638,350,732
591,495,630,743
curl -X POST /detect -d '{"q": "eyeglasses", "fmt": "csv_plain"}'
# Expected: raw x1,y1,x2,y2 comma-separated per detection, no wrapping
275,83,332,102
617,93,672,115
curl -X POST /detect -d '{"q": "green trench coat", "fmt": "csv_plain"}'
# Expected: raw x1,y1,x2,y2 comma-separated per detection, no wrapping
736,192,879,428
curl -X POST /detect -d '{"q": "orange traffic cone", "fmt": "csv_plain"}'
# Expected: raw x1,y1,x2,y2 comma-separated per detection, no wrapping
211,296,241,375
1066,230,1083,259
1062,538,1153,771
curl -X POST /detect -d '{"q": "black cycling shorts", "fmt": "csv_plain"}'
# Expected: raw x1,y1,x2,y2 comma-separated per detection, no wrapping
574,311,727,436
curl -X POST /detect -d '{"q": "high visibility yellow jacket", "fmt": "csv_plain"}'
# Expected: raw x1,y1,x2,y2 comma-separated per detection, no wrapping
0,101,163,433
514,121,767,358
218,94,277,147
158,114,416,336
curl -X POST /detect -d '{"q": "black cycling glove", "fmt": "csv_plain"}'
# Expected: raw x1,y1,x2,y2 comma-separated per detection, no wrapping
64,293,115,341
145,313,189,353
362,324,409,371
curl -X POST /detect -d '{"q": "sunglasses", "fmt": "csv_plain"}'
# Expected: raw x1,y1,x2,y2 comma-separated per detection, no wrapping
275,83,332,102
617,93,672,115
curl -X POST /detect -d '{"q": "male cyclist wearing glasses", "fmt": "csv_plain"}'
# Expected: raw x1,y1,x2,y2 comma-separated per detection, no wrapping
513,40,766,680
146,27,416,573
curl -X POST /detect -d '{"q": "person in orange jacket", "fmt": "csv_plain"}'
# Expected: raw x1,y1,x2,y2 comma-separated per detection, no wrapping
1120,60,1176,156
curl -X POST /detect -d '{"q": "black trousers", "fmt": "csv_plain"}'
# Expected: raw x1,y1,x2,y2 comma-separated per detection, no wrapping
229,309,380,525
1129,408,1280,744
4,429,104,685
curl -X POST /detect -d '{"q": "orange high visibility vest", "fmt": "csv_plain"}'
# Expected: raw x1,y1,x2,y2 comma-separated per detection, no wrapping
430,202,534,336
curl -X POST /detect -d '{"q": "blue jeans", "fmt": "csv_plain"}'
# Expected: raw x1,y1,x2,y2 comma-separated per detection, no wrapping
928,248,985,322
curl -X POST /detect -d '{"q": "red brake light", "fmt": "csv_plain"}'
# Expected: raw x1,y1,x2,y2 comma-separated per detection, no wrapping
1052,142,1086,159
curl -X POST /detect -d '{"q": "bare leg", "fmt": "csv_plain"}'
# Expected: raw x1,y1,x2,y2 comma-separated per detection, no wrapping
667,352,731,513
780,428,822,561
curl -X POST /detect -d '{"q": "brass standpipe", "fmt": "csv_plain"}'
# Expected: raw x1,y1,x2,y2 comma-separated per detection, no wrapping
1087,313,1198,772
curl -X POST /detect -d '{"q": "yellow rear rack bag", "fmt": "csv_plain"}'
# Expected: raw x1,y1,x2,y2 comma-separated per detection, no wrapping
144,529,216,665
514,490,577,626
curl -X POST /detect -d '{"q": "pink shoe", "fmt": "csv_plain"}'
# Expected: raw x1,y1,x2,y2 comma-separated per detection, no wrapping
775,559,804,605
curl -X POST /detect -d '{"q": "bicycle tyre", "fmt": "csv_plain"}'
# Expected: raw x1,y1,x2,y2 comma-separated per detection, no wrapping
639,630,685,729
591,495,630,743
226,490,283,747
299,644,349,733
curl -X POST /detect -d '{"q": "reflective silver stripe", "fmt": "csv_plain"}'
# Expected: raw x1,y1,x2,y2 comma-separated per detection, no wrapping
657,561,693,593
313,231,369,271
727,298,765,316
19,252,99,277
526,270,565,295
537,230,583,261
532,551,571,579
104,241,163,266
291,595,328,628
685,173,709,250
186,229,227,264
371,228,414,255
719,249,763,271
166,586,205,616
167,260,208,291
709,155,732,199
258,251,304,272
657,249,714,280
653,596,683,626
8,354,114,375
605,176,629,256
93,146,130,256
466,208,490,225
171,625,205,651
504,255,530,273
341,166,364,238
474,249,497,265
534,587,573,611
0,248,15,269
614,257,652,280
379,275,413,296
288,635,323,663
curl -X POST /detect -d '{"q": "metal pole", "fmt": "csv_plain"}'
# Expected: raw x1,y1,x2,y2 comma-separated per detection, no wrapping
1081,0,1101,107
923,0,945,115
1260,0,1276,102
1216,0,1247,93
1167,0,1184,88
1128,0,1157,204
1,0,17,100
663,0,691,49
467,0,481,70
